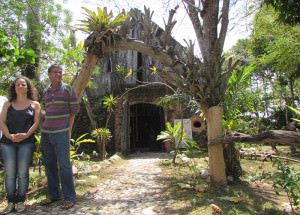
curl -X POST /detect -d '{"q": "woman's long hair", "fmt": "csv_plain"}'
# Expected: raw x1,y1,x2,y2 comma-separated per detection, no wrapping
8,76,37,102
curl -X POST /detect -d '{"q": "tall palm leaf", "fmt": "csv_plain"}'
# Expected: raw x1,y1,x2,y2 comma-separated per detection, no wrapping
288,106,300,123
157,121,186,164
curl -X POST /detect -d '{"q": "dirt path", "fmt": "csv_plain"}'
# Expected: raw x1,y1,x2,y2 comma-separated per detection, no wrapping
20,152,176,215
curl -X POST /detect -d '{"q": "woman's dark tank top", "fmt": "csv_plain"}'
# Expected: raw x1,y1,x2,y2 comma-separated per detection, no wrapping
2,104,35,144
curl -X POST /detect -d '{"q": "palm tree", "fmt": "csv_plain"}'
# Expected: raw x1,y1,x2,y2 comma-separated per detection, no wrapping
157,121,185,164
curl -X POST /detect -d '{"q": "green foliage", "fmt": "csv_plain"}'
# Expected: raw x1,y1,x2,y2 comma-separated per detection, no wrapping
272,159,300,208
79,7,129,33
247,159,300,211
102,94,118,113
0,0,81,88
227,5,300,132
264,0,300,25
60,38,85,81
115,64,133,78
251,6,300,81
70,133,95,161
91,127,111,160
156,91,200,116
32,134,42,174
0,31,35,65
261,38,300,78
157,121,186,164
224,65,262,133
227,65,253,92
183,138,201,156
288,106,300,123
91,128,112,143
150,66,158,75
115,65,126,76
157,122,185,148
0,30,35,92
181,139,204,181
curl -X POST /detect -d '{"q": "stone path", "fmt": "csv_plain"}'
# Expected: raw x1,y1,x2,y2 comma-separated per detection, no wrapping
12,152,177,215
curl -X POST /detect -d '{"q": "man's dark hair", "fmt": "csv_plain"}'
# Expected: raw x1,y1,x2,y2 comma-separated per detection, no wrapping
48,64,62,73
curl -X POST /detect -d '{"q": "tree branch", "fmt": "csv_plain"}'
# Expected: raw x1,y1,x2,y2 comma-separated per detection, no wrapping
218,0,230,53
183,0,206,59
210,130,300,146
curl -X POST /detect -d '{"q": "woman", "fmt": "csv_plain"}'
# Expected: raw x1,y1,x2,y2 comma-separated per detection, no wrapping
0,76,40,213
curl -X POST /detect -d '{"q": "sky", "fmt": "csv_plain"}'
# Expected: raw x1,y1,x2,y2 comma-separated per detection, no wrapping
59,0,252,53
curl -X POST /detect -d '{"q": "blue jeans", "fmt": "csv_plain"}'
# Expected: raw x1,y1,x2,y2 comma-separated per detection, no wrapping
1,142,34,203
41,131,76,201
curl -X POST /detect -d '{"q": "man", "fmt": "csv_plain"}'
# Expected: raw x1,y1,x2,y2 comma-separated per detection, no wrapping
41,64,80,210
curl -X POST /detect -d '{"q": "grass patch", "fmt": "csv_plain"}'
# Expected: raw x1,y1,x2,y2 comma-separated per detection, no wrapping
157,145,300,215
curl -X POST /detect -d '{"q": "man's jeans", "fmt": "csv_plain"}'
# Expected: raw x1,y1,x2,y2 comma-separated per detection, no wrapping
1,142,34,203
41,131,76,201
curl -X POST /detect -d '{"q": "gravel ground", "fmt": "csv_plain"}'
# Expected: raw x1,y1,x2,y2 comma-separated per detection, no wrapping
4,152,176,215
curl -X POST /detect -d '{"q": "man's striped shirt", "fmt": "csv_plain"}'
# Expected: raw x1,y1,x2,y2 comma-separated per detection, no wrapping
41,82,80,133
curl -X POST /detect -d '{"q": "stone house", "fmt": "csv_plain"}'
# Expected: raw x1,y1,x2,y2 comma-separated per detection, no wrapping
85,14,184,155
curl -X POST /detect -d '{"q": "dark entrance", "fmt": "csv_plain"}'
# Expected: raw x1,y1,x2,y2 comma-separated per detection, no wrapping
130,103,165,152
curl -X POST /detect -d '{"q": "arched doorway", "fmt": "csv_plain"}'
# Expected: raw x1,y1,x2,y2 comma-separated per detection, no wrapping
130,103,165,152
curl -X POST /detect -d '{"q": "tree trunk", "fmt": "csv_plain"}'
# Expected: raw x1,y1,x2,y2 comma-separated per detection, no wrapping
288,77,295,107
223,143,242,183
206,106,227,184
73,54,98,99
98,141,106,161
71,54,98,130
83,94,97,130
23,5,41,81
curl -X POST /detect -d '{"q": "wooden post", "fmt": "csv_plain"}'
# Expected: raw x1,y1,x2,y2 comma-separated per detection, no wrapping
206,106,227,184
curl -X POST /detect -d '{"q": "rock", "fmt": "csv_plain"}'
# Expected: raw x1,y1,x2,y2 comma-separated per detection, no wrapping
200,168,209,179
72,165,78,175
210,203,223,214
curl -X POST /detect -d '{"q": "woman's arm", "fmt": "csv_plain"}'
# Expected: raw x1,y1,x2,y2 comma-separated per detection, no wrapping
26,101,41,137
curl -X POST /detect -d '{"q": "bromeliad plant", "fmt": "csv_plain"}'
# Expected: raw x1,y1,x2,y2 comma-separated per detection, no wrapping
79,7,129,33
91,128,112,161
79,6,129,53
102,94,118,127
157,121,186,164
